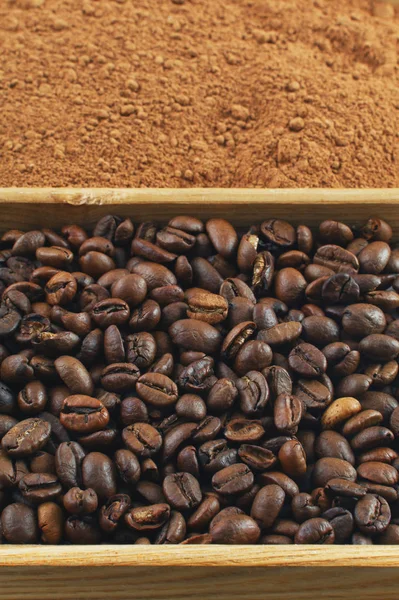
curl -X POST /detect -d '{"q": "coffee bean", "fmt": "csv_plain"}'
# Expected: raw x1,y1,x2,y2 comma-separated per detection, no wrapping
82,452,117,501
211,513,260,544
314,245,359,273
19,472,62,504
289,343,327,378
278,440,307,477
251,484,285,528
38,502,63,544
60,396,109,434
354,494,391,535
122,423,162,457
1,503,38,543
163,472,202,510
2,418,51,457
321,397,361,430
212,463,254,495
295,517,335,544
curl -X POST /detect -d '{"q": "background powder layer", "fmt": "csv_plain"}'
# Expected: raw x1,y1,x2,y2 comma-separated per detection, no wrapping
0,0,398,188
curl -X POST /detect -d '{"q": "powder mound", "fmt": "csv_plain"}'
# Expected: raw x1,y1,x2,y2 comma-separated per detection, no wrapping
0,0,397,188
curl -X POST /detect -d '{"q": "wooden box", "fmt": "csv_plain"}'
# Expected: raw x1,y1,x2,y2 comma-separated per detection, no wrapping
1,188,399,600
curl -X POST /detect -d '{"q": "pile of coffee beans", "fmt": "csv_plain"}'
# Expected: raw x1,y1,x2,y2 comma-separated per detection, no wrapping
1,215,399,545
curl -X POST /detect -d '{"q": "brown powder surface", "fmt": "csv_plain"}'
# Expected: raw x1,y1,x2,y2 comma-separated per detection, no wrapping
0,0,398,188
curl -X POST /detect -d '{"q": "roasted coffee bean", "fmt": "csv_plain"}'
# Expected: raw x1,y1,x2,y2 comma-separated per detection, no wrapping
236,370,269,417
288,343,327,378
125,503,170,531
169,319,222,354
278,440,307,477
314,245,359,273
251,484,285,529
122,423,162,457
238,445,276,471
354,494,391,535
207,379,237,413
292,493,321,523
258,321,302,347
60,396,109,434
274,394,303,435
17,380,47,414
37,502,63,544
224,418,265,443
212,463,254,495
55,441,85,489
315,431,355,464
313,457,357,488
136,373,178,407
1,503,38,543
163,472,202,510
82,452,117,501
64,487,98,515
101,363,140,393
185,288,228,325
19,472,62,504
4,214,399,545
177,357,216,393
2,418,51,457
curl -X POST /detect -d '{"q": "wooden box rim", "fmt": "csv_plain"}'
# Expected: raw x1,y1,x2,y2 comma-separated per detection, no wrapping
0,187,399,567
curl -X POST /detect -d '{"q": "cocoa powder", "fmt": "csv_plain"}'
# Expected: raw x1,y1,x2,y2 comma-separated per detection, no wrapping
0,0,398,188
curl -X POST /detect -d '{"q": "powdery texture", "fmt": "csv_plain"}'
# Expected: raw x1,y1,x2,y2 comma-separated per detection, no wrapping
0,0,398,188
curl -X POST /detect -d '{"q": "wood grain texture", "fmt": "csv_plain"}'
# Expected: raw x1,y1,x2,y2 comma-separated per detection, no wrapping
2,566,399,600
0,188,398,234
2,545,399,567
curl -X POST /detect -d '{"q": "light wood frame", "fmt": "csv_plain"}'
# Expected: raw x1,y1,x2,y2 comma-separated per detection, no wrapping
0,188,399,599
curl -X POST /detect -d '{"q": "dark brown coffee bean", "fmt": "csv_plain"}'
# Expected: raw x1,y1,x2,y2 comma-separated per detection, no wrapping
278,440,307,477
211,513,260,544
258,321,302,347
359,334,399,361
274,394,303,435
60,396,109,434
251,484,285,529
114,449,141,485
187,494,220,531
224,418,264,443
236,370,269,417
207,379,237,413
288,343,327,378
322,507,354,543
295,517,335,544
163,472,202,510
125,503,170,530
360,391,398,421
122,423,162,457
99,494,131,533
82,451,117,501
357,462,398,486
2,418,51,457
314,245,359,273
176,394,207,421
1,503,38,543
325,478,366,498
315,430,355,465
292,493,321,523
354,494,391,535
63,487,98,515
313,457,357,487
136,373,178,407
162,423,197,463
238,445,276,471
100,363,140,393
206,218,238,259
19,472,62,504
221,321,256,361
260,219,296,248
358,242,391,274
351,426,394,451
212,463,254,495
169,319,222,354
